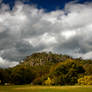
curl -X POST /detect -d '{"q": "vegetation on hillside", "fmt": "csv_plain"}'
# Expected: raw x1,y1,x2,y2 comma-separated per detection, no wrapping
0,52,92,85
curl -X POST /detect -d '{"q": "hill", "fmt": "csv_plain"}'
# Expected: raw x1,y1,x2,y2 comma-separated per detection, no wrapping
0,52,92,85
21,52,71,66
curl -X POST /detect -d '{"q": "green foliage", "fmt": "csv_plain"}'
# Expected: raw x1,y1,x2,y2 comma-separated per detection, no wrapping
0,69,4,84
50,59,85,85
32,75,48,85
0,68,11,84
0,52,92,85
78,75,92,85
11,65,35,85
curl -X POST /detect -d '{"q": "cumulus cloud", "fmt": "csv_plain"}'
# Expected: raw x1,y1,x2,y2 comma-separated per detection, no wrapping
0,2,92,67
0,57,19,68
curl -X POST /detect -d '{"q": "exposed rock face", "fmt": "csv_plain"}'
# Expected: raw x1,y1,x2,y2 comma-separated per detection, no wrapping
21,52,71,67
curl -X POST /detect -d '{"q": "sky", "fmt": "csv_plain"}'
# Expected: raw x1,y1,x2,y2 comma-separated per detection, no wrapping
0,0,92,67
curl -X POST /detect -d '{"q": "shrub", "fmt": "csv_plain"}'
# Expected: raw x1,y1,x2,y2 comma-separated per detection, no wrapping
78,75,92,85
44,77,54,85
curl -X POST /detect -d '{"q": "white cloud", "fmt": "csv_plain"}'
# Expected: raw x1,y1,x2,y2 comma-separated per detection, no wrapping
0,57,19,68
1,2,92,67
82,51,92,59
61,30,76,39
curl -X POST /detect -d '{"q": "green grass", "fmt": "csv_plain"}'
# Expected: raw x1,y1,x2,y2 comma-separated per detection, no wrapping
0,85,92,92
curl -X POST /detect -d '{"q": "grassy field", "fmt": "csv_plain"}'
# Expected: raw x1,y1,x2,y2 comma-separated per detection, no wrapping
0,85,92,92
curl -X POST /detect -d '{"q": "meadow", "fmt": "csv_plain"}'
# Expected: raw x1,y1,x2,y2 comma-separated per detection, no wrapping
0,85,92,92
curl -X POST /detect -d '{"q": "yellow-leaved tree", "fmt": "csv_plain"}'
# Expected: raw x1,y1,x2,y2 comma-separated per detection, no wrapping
44,77,54,85
78,75,92,85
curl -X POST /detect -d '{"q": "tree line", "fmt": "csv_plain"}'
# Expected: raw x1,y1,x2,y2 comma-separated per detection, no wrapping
0,52,92,85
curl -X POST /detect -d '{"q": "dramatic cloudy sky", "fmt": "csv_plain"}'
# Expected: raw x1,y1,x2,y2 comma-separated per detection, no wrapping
0,0,92,68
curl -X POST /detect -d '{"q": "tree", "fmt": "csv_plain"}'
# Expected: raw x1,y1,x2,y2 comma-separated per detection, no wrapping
0,69,4,84
83,64,92,75
11,65,35,85
49,59,85,85
44,77,54,85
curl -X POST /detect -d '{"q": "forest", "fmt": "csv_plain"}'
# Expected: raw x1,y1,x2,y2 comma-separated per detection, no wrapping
0,52,92,85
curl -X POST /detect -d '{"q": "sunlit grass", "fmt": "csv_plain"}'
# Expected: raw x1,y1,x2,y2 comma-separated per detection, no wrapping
0,85,92,92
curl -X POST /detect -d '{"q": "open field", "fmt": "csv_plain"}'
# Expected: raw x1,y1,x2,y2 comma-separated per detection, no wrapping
0,85,92,92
